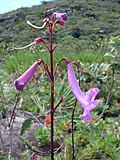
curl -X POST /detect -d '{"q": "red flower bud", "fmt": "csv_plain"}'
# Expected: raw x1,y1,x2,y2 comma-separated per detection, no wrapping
44,117,51,125
64,122,70,127
34,37,43,44
57,19,65,26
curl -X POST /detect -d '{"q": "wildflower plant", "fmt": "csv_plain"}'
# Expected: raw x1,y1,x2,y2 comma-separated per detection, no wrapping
14,12,100,159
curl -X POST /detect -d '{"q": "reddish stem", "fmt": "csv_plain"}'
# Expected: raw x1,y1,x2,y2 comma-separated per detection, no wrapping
49,22,54,160
71,63,80,160
53,97,64,113
71,99,77,160
53,57,70,76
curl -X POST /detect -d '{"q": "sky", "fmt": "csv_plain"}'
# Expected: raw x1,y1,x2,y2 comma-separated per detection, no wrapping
0,0,51,14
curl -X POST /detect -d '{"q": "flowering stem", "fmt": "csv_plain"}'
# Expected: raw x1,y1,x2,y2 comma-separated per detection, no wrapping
49,22,54,160
53,97,64,113
54,143,64,154
71,63,80,160
9,92,20,127
71,99,77,160
54,57,70,76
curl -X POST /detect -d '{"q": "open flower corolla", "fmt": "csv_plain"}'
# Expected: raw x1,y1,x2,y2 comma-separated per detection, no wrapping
67,62,100,122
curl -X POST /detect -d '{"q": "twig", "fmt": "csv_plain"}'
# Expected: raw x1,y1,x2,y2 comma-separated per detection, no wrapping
53,97,64,113
0,130,5,150
24,111,44,127
30,148,50,157
53,44,57,52
71,99,77,160
54,143,64,154
9,92,20,127
79,152,93,160
30,143,64,159
8,92,20,159
53,57,70,76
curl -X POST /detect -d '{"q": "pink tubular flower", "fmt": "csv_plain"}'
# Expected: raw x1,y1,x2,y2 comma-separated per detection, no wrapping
14,60,41,91
67,63,100,123
52,12,68,21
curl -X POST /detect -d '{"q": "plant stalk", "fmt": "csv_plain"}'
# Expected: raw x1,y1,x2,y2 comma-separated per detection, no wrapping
71,63,81,160
49,22,54,160
71,99,77,160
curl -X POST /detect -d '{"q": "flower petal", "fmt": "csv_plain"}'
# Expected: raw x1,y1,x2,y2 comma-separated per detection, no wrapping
86,88,100,101
67,62,100,123
14,61,39,91
82,100,101,116
80,112,92,123
53,12,68,21
67,63,88,106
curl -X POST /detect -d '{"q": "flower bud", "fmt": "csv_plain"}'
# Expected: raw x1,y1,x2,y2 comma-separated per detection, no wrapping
14,60,42,91
52,12,68,21
34,37,43,44
44,117,51,125
56,19,65,26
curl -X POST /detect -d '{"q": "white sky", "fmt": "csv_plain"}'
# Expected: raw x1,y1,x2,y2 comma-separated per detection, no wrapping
0,0,51,14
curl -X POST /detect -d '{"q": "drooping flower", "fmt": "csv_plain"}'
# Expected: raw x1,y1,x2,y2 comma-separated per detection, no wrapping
52,12,68,21
14,59,42,91
67,62,100,123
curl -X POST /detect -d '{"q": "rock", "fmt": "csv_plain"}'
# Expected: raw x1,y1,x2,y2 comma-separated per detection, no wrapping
0,110,43,158
71,28,81,38
0,16,13,22
83,12,96,18
0,37,4,42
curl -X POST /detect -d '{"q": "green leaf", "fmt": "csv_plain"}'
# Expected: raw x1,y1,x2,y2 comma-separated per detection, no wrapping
0,157,7,160
20,119,32,135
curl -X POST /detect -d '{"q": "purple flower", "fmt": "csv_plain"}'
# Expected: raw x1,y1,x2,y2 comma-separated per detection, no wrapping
14,60,39,91
53,12,68,21
67,63,100,123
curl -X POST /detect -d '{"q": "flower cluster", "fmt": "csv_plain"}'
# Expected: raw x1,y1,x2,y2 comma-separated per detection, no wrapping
14,60,100,123
14,12,100,124
14,12,101,160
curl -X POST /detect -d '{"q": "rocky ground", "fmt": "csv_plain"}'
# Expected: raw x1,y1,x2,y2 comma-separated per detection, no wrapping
0,108,44,158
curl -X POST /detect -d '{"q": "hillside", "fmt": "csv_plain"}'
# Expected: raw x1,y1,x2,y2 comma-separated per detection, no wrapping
0,0,120,51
